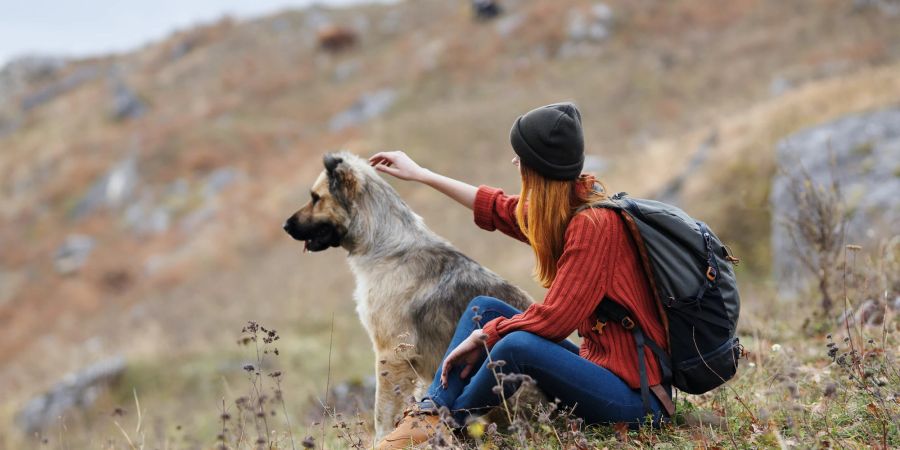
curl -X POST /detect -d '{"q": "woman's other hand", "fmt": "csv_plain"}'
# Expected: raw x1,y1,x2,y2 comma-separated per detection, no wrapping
369,151,429,182
440,329,487,388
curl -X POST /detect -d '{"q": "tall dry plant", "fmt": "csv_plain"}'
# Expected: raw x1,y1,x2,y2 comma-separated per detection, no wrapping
781,159,846,317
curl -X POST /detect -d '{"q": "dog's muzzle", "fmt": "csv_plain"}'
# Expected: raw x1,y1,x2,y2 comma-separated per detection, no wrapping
283,216,344,252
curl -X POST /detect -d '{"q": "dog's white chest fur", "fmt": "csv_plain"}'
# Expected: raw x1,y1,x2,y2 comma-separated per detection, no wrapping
347,257,414,351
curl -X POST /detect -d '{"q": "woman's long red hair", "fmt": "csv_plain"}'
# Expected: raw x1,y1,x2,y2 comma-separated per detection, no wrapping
515,165,607,288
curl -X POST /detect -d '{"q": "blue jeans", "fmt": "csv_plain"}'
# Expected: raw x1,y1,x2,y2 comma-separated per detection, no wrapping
423,296,667,427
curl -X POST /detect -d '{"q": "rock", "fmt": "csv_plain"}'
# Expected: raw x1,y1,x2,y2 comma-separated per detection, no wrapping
203,167,242,198
109,76,146,120
54,234,96,275
853,0,900,16
854,299,885,326
567,3,614,43
494,12,525,38
124,195,171,235
472,0,502,21
769,76,793,97
179,204,218,232
0,55,66,106
329,88,397,132
770,107,900,298
306,376,376,420
20,66,102,112
72,154,139,219
17,357,126,435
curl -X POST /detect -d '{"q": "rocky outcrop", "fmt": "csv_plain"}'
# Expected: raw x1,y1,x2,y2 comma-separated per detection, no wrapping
0,55,66,107
54,234,96,275
329,88,396,132
109,77,146,120
72,154,140,220
17,357,126,435
20,66,102,112
770,107,900,297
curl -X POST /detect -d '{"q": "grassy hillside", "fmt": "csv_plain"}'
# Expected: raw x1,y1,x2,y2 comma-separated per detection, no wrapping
1,0,898,447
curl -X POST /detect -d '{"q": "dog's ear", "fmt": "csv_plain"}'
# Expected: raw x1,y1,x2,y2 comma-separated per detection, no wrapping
324,154,344,174
323,153,357,204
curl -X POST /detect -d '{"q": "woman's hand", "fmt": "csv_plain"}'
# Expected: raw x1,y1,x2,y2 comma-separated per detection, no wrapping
440,329,488,388
368,151,430,182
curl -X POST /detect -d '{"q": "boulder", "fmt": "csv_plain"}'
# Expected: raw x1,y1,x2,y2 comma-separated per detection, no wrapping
305,376,376,421
72,154,139,219
567,3,614,43
329,88,396,132
770,107,900,297
109,77,146,120
20,66,102,112
54,234,96,275
17,356,126,435
0,55,66,107
203,166,242,198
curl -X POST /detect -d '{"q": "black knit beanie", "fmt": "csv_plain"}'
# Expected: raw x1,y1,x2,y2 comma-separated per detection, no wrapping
509,102,584,180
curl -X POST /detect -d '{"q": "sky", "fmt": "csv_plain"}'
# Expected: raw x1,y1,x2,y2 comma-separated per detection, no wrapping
0,0,388,66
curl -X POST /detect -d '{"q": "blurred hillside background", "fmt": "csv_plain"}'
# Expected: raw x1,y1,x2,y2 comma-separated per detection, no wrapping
1,0,898,448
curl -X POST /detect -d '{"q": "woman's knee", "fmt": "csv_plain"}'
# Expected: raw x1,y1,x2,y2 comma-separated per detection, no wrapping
491,331,540,358
466,295,509,313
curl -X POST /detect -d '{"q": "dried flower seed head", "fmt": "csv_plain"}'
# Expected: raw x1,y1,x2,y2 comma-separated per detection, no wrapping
112,407,126,417
243,364,255,372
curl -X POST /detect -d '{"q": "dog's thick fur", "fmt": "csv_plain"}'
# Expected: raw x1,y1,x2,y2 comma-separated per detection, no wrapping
284,152,533,438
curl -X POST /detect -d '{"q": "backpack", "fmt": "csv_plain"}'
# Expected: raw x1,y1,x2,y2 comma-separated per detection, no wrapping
578,191,742,418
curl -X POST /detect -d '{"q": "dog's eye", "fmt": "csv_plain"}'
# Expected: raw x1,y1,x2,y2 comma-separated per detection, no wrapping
310,192,320,204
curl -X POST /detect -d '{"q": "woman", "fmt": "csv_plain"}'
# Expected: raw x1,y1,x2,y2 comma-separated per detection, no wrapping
369,102,670,449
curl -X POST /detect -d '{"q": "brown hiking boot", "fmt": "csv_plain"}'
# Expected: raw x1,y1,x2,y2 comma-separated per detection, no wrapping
375,407,448,449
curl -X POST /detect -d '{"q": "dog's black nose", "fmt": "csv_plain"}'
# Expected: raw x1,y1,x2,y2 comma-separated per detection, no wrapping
282,221,289,232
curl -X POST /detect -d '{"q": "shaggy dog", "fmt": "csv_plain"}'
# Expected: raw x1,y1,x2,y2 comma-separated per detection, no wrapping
283,152,533,438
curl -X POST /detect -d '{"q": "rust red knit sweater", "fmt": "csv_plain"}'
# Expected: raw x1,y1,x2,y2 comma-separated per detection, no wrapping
476,184,668,389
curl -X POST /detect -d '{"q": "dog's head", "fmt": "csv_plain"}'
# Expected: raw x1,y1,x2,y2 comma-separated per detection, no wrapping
283,153,360,252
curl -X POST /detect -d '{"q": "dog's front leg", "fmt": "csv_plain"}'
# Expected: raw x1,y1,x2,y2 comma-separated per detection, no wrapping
373,352,420,439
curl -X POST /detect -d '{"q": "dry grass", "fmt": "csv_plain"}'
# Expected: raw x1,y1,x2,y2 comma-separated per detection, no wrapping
1,0,900,447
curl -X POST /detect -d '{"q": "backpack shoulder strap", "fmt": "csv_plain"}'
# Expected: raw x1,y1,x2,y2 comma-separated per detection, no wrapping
596,299,675,418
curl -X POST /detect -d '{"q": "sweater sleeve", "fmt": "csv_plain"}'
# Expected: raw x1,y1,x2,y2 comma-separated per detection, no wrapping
472,185,528,243
482,210,617,347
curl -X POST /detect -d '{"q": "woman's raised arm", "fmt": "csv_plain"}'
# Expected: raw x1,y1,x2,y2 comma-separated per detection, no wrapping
369,151,477,210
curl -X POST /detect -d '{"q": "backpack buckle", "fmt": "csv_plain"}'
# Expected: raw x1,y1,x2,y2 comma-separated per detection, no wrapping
621,317,635,330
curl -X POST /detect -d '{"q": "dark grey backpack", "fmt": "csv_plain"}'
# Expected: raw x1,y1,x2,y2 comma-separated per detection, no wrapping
579,191,742,416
